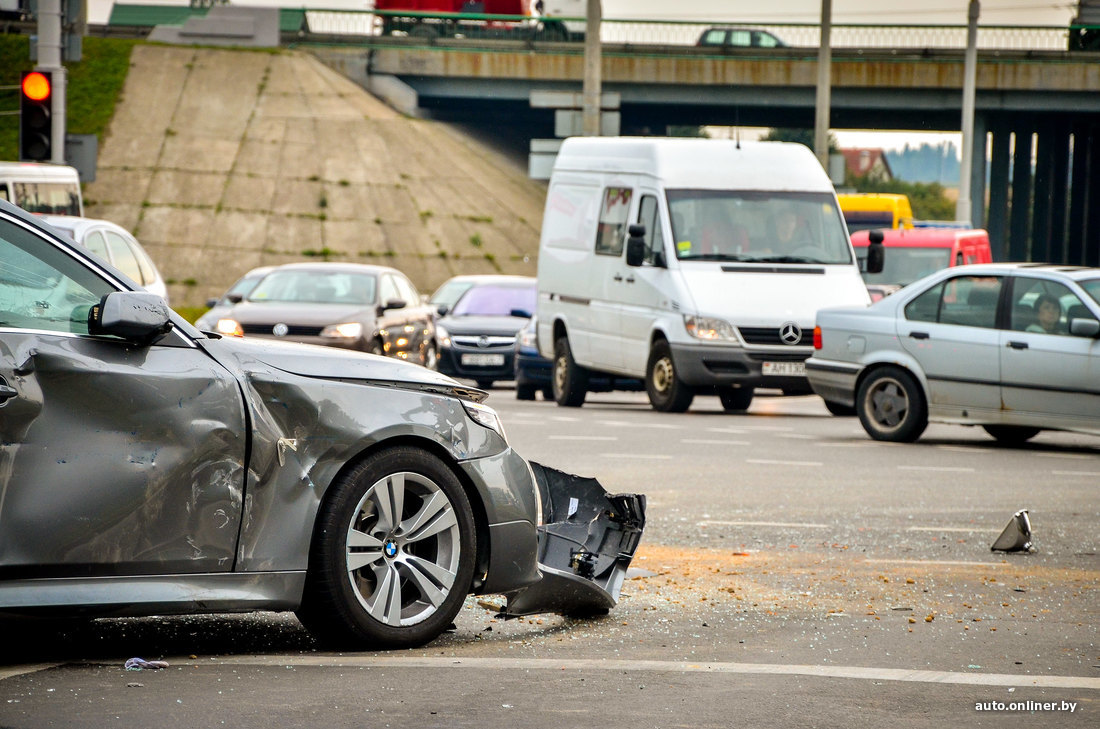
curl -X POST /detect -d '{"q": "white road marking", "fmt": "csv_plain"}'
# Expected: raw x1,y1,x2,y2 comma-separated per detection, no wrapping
705,427,748,434
746,459,824,467
779,434,816,440
897,466,975,472
201,656,1100,690
597,453,673,460
861,559,1012,567
682,439,750,445
548,435,617,441
549,416,581,422
907,526,1002,533
699,520,830,528
1052,470,1100,477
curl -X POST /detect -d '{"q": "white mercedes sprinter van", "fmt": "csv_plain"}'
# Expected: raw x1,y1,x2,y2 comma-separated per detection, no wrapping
0,161,83,217
536,137,872,413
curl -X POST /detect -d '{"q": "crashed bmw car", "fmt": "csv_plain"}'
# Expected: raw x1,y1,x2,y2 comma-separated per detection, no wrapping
0,201,644,649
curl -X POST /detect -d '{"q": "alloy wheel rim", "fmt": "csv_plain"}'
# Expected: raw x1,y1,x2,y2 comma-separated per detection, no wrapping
868,378,908,430
345,471,460,627
652,357,674,394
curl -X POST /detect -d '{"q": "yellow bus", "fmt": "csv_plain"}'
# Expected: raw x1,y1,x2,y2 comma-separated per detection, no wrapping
837,193,913,233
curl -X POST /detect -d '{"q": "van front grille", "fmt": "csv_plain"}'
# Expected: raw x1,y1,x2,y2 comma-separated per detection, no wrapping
738,327,810,346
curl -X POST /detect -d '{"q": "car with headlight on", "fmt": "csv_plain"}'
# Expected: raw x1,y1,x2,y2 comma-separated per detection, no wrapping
806,263,1100,444
434,275,536,389
212,262,438,368
0,200,645,648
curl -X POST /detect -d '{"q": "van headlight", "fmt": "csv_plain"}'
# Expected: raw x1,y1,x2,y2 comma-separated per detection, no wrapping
684,315,738,342
463,401,507,441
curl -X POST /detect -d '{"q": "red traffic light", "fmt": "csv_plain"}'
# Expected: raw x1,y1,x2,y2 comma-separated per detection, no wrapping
22,71,51,102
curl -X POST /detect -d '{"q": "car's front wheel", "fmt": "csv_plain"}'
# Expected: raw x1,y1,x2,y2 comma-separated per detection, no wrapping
297,447,476,650
982,425,1041,445
856,366,928,442
646,340,694,412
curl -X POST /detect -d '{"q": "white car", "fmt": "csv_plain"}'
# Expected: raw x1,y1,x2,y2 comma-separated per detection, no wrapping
42,215,168,303
806,263,1100,444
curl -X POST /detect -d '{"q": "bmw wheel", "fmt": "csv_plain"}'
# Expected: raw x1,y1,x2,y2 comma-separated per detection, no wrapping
856,366,928,442
646,340,694,413
297,447,476,649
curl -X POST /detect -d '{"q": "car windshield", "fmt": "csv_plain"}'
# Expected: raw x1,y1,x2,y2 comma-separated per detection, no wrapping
856,246,953,286
221,272,267,305
247,270,377,305
430,279,476,310
12,182,81,216
451,285,536,317
667,190,852,264
1081,278,1100,306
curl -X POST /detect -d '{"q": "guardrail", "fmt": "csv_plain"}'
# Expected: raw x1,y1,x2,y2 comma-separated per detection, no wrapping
292,9,1093,52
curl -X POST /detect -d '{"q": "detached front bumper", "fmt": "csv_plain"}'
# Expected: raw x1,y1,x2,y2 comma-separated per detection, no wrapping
502,463,646,617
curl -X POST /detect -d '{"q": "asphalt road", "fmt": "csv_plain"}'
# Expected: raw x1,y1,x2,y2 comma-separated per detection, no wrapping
2,388,1097,728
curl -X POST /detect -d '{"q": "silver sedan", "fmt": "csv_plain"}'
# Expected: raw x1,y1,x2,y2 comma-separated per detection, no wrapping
806,263,1100,444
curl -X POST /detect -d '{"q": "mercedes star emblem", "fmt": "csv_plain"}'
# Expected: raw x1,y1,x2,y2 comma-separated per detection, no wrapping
779,322,802,345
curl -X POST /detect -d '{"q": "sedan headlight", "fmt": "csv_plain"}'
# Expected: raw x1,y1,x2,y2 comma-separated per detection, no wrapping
216,318,244,337
320,322,363,340
684,314,738,342
435,324,451,348
463,401,507,441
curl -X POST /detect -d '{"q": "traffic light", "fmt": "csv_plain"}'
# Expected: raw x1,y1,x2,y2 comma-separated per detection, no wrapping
20,70,54,162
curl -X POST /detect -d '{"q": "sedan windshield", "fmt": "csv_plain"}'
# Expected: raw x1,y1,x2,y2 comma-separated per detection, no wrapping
856,246,953,286
1081,278,1100,306
451,285,536,317
667,190,852,264
247,271,377,305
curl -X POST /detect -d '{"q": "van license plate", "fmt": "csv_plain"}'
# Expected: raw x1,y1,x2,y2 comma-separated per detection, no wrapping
461,353,505,367
762,361,806,376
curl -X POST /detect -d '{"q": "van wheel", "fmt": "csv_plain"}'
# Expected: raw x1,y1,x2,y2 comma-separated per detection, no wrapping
646,341,694,413
516,383,537,401
553,336,588,407
718,386,753,412
856,366,927,442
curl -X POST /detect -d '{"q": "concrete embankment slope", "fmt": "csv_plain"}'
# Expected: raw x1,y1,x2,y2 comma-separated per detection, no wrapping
84,45,547,308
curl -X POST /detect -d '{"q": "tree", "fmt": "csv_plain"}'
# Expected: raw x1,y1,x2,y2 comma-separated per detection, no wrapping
762,127,839,152
848,174,957,221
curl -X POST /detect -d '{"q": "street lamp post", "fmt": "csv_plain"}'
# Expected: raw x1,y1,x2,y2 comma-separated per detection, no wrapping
957,0,980,226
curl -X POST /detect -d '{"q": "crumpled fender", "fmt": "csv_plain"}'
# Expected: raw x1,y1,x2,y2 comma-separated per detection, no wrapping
502,463,646,617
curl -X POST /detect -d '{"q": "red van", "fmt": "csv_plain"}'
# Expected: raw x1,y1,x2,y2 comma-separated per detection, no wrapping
850,227,993,301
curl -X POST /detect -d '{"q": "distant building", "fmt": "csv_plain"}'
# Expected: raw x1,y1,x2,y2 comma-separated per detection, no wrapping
840,148,894,183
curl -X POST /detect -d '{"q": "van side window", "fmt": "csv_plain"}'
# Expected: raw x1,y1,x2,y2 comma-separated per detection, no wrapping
636,195,665,265
595,187,632,257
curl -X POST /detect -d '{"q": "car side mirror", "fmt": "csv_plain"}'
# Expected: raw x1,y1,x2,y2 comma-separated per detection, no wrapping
205,297,218,308
626,224,646,267
227,293,244,304
865,229,885,274
435,304,449,317
380,298,406,314
89,291,172,344
510,308,532,318
1069,317,1100,338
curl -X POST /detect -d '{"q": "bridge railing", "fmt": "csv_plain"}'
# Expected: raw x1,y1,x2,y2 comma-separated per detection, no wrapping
296,9,1083,52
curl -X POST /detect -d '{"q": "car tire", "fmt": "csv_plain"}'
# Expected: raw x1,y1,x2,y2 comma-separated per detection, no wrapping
369,339,385,357
297,446,476,650
541,386,554,401
423,343,438,371
553,336,588,407
824,400,857,417
717,385,753,412
645,340,694,413
982,425,1041,445
856,366,928,442
516,383,537,401
476,380,494,390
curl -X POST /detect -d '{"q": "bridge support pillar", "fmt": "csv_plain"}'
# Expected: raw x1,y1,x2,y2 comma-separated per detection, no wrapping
987,122,1011,261
1009,121,1033,261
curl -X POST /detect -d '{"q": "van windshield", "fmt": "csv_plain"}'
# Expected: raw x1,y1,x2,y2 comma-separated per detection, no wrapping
667,190,852,265
12,182,82,216
854,246,953,286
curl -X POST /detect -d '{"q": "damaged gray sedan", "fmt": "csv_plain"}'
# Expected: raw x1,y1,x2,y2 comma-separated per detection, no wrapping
0,201,644,649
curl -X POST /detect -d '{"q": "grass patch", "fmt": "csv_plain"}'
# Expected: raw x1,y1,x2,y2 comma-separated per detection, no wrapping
0,36,138,161
468,233,482,248
302,247,341,258
174,306,207,324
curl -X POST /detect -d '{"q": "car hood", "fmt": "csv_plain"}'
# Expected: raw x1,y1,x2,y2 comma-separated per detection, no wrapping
680,267,870,325
224,301,374,325
200,334,485,401
438,315,528,336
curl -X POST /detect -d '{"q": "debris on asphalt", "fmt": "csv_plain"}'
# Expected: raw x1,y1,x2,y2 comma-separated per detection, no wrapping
124,658,169,671
991,509,1034,553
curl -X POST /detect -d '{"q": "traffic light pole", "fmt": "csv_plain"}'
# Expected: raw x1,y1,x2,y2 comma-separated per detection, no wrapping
37,0,67,164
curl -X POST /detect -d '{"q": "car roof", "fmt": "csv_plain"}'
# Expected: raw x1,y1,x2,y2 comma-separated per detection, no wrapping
850,228,989,247
439,274,535,284
262,262,401,275
932,262,1100,281
40,214,130,238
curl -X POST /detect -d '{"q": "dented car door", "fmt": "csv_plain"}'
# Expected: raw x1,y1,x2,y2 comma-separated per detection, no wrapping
0,215,247,578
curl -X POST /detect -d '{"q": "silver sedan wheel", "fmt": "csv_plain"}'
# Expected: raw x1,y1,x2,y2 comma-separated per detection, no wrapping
346,471,461,627
866,377,909,429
